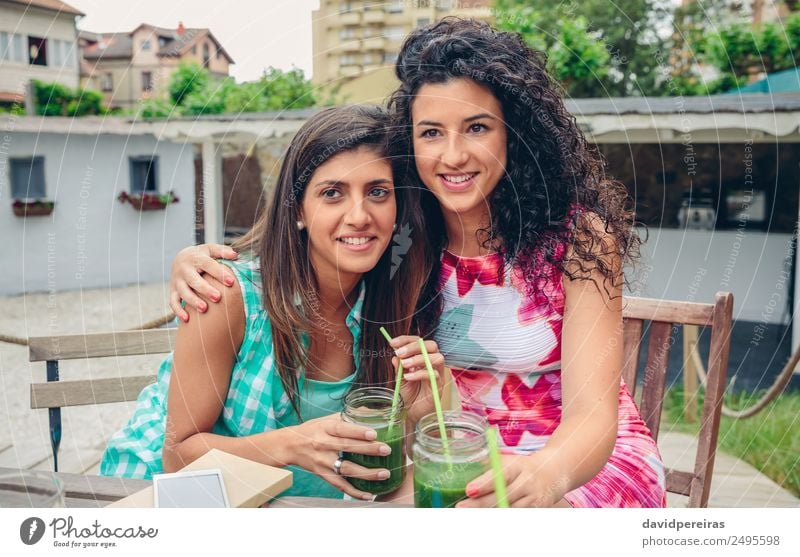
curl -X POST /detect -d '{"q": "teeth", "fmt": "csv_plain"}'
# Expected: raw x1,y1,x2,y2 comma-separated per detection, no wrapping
442,174,475,184
339,237,371,245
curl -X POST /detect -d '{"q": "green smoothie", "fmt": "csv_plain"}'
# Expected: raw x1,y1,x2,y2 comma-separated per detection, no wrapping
413,460,488,508
344,425,406,495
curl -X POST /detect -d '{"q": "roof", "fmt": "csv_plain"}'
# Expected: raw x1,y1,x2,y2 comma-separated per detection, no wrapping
3,0,84,16
564,94,800,115
81,33,133,60
10,94,800,143
727,67,800,95
81,23,234,64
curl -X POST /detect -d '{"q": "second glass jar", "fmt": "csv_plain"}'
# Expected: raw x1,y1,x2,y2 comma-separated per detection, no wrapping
341,386,406,495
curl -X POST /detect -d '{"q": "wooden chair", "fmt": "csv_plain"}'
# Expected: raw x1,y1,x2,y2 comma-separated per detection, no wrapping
621,292,734,508
28,329,175,472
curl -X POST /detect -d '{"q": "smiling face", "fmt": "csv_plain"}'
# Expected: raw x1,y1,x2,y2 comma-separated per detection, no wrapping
300,146,396,286
411,78,507,227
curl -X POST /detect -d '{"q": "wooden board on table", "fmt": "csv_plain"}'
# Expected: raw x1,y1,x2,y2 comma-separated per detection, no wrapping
107,449,292,508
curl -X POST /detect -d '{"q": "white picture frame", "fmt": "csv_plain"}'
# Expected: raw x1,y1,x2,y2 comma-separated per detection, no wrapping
152,469,230,508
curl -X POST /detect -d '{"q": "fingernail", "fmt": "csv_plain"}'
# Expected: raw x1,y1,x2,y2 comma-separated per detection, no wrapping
198,302,207,312
181,314,188,323
224,277,234,286
211,292,221,302
365,430,377,440
361,493,373,501
401,358,413,367
466,485,477,497
379,444,391,456
377,470,390,480
396,347,408,356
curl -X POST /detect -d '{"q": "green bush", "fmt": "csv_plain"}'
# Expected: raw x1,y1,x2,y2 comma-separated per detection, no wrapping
32,79,106,116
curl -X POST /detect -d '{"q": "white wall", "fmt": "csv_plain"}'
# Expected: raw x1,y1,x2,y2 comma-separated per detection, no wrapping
0,131,195,295
631,227,794,324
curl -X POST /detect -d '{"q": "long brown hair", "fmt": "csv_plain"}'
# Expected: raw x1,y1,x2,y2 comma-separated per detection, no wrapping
234,105,430,418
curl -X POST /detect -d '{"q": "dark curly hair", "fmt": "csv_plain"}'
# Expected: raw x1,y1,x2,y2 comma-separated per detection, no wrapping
387,18,643,334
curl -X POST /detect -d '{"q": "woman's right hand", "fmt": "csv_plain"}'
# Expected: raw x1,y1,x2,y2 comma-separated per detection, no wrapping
170,243,239,322
287,413,393,500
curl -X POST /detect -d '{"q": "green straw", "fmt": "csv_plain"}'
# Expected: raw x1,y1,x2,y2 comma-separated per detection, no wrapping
485,427,510,508
417,338,452,467
379,327,404,436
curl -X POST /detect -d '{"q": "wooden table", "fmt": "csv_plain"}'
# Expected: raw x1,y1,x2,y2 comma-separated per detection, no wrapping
0,467,407,508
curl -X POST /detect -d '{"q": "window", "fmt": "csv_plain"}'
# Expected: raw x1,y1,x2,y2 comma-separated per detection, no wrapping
339,54,358,66
363,53,376,65
191,45,196,55
216,48,222,60
100,72,113,92
28,36,47,66
141,71,153,92
202,43,210,66
339,27,357,40
0,32,10,61
387,0,404,13
141,40,151,51
10,157,46,200
130,157,158,194
383,52,398,64
416,18,430,28
385,26,405,41
50,39,71,67
12,33,24,62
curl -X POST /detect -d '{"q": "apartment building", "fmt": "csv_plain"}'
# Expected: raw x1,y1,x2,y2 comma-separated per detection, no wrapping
80,22,234,109
0,0,83,106
312,0,493,103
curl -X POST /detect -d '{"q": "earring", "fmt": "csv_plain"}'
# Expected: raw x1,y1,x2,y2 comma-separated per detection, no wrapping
392,223,397,231
296,220,305,231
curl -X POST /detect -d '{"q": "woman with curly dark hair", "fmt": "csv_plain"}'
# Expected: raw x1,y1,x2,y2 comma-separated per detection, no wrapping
169,18,665,508
384,17,664,508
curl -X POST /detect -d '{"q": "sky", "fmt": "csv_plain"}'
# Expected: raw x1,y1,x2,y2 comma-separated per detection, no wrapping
66,0,319,82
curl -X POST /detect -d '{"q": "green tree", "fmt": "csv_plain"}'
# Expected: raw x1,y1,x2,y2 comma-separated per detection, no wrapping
168,62,209,105
167,65,317,116
494,0,666,97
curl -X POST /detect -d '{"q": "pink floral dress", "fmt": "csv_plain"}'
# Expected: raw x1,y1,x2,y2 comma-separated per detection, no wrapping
435,249,667,507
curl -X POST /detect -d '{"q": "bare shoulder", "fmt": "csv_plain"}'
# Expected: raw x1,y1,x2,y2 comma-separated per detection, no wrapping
564,210,621,277
179,273,246,350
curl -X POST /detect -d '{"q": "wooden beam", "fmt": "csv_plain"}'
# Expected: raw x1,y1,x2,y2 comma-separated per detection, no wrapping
30,375,157,409
623,297,714,327
29,330,176,362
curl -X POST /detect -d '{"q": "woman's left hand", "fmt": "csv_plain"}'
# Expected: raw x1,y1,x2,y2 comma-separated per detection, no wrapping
456,453,571,508
387,335,445,426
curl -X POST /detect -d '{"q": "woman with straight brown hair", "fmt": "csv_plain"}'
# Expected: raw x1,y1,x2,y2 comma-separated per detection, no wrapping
100,104,444,501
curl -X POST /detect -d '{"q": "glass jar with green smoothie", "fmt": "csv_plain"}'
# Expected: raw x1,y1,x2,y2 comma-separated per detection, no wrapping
341,386,406,495
412,411,490,508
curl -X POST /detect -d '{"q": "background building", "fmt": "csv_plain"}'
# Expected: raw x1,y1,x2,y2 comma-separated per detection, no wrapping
79,22,234,109
0,117,196,295
312,0,493,104
0,0,83,107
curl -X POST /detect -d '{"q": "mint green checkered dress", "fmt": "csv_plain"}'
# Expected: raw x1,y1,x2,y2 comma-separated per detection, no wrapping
99,257,364,498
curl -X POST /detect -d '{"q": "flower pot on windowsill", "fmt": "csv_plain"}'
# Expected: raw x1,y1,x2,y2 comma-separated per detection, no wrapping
117,191,179,211
12,199,55,217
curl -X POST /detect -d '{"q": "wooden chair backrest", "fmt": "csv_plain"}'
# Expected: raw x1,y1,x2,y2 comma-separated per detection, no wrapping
28,330,175,409
28,329,176,472
621,292,734,508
